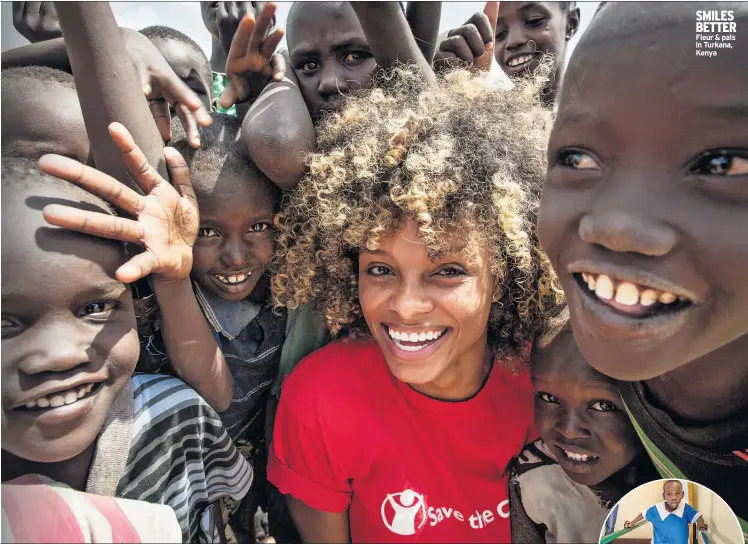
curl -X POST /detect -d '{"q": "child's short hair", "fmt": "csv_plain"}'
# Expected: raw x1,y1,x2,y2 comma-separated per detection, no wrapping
273,66,566,357
2,65,75,91
169,113,276,200
663,479,683,492
139,25,208,65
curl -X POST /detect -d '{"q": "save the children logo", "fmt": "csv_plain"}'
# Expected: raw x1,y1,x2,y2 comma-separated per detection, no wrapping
381,489,511,535
381,489,427,536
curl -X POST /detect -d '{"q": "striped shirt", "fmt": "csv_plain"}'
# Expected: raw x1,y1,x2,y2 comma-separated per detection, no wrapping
86,374,253,543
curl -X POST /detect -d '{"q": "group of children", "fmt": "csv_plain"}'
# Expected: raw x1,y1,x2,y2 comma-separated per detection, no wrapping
1,1,746,543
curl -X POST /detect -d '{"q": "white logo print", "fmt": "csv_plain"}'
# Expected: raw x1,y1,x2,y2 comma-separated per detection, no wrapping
381,489,426,536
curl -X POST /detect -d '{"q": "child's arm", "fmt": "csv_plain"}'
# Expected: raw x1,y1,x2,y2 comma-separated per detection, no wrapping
696,517,708,531
39,124,234,412
405,2,442,65
624,513,645,528
285,497,350,543
350,2,436,83
12,1,62,43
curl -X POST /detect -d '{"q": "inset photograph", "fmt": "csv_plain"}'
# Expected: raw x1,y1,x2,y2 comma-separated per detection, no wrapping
599,479,743,544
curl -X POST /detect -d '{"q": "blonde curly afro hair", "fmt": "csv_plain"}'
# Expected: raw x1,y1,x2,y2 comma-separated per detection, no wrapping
273,65,565,359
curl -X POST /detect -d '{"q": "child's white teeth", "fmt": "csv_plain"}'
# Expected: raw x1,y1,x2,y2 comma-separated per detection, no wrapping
640,289,658,307
563,449,593,462
614,282,639,306
583,273,686,307
24,384,97,409
594,275,614,300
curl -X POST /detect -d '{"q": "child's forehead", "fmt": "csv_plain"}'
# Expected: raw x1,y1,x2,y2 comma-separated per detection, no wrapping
288,2,363,47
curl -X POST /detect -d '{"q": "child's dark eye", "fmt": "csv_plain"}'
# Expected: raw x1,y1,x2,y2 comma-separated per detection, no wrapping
342,51,370,65
1,316,21,339
300,60,320,73
526,17,546,27
77,301,118,318
557,149,601,170
435,266,466,278
537,391,560,404
250,222,272,233
367,265,394,277
495,28,508,41
198,227,220,238
590,400,618,412
688,150,748,177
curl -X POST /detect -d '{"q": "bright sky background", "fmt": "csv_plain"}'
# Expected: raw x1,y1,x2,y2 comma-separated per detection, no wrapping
2,1,599,60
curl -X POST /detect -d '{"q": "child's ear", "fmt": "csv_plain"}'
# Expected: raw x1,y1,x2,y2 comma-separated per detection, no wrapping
565,7,581,41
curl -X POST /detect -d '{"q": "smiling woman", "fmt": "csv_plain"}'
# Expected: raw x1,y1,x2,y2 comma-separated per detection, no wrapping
266,65,565,543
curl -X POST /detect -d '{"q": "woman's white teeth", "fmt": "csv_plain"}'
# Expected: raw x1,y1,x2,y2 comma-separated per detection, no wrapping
387,327,446,350
582,273,686,307
216,273,250,285
24,383,95,409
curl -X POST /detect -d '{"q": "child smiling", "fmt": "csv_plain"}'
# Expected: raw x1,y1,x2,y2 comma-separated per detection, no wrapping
538,2,748,537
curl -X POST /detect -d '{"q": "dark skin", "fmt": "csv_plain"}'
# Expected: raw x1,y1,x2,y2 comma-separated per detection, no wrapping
200,1,270,73
147,36,213,111
1,28,210,150
494,1,579,101
538,3,748,422
625,482,708,531
1,181,140,491
434,2,500,72
1,82,90,164
532,326,640,487
12,1,61,43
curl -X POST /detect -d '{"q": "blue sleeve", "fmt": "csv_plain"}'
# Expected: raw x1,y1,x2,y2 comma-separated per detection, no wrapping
684,504,701,523
644,506,656,523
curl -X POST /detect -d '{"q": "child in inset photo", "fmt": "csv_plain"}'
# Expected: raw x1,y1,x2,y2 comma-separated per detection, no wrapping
537,2,748,537
624,480,707,544
509,319,657,543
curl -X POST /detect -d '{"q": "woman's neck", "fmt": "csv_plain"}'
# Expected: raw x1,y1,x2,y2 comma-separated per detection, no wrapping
1,445,96,491
644,333,748,422
409,337,492,401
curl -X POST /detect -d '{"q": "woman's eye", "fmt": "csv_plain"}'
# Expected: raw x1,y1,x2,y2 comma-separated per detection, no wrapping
250,222,272,233
368,265,393,277
689,150,748,177
537,392,560,404
590,400,618,412
557,150,601,170
77,301,117,318
436,266,465,278
198,228,220,238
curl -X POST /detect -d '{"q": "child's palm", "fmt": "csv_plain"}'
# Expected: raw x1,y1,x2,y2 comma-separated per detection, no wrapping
40,122,199,283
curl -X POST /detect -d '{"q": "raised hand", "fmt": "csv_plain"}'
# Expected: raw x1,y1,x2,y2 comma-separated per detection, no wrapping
433,1,499,72
39,122,199,283
12,2,62,43
122,29,213,148
218,2,285,109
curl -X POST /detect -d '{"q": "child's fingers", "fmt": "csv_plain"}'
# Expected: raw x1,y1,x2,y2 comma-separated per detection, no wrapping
483,1,500,38
259,27,284,60
164,147,197,205
250,2,276,52
270,52,286,81
217,1,228,21
439,35,475,64
148,98,172,142
108,123,166,195
229,14,255,61
175,103,200,149
43,205,144,245
227,1,239,21
448,24,485,58
38,154,144,216
116,251,159,284
217,80,239,109
152,70,212,127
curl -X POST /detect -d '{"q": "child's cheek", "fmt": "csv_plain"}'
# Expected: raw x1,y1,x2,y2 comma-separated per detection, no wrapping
104,328,141,380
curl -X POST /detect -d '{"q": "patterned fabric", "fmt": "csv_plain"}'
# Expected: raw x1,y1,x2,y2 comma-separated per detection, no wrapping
212,72,237,116
619,383,748,541
87,375,253,543
2,474,182,543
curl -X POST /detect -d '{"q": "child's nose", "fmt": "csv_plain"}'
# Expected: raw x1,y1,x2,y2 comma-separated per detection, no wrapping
318,65,349,97
554,410,591,440
221,238,250,268
505,26,529,50
579,209,678,257
18,320,91,375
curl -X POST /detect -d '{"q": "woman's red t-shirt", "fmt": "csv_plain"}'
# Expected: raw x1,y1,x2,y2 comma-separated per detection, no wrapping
268,340,534,543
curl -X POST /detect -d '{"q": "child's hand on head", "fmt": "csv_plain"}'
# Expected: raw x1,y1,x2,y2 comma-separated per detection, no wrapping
215,2,263,57
122,29,213,148
38,122,199,284
218,2,285,109
434,1,499,72
12,1,62,43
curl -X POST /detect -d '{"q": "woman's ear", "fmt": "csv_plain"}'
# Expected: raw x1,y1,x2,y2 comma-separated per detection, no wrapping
565,7,581,41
